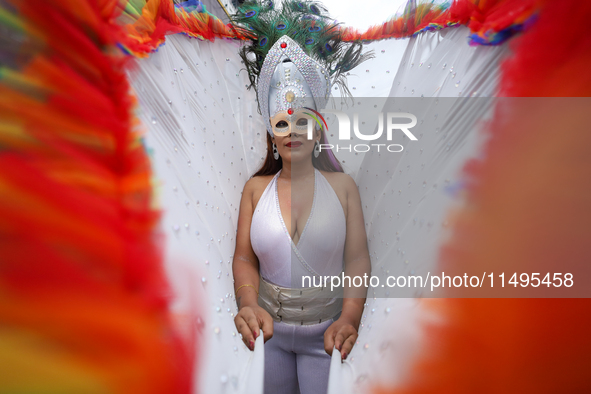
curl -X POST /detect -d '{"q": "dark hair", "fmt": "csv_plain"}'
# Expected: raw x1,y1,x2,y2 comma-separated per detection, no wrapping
252,128,343,177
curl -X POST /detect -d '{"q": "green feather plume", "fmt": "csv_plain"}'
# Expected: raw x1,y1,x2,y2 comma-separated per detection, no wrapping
231,0,374,102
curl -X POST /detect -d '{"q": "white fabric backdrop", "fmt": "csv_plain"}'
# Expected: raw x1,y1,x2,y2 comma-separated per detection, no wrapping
332,26,509,394
128,36,266,394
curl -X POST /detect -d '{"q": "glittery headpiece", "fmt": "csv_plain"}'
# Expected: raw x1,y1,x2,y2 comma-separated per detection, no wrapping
261,36,330,135
231,0,374,137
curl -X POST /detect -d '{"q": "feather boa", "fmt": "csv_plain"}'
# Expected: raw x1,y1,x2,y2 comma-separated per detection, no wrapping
375,0,591,392
0,1,194,392
115,0,541,57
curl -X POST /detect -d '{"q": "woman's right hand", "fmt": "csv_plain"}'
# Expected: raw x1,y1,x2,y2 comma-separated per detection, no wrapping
234,304,274,350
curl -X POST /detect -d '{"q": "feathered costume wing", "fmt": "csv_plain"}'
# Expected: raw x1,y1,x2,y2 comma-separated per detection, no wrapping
0,1,590,394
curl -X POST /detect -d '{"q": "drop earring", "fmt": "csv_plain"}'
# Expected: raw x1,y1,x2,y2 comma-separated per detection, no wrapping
313,140,320,158
272,143,279,160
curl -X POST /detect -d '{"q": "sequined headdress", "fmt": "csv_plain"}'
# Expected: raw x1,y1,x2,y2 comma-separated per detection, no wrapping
232,0,373,137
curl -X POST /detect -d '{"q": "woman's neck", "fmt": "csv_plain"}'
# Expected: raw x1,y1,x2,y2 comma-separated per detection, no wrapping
280,159,315,181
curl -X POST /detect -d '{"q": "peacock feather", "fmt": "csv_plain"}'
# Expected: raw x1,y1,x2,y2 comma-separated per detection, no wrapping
231,0,374,101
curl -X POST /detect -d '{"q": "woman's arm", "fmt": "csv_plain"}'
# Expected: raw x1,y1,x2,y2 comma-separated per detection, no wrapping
232,177,274,350
324,173,371,360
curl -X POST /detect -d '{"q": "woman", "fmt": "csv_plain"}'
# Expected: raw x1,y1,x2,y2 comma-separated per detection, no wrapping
233,1,370,394
233,119,371,394
230,3,372,391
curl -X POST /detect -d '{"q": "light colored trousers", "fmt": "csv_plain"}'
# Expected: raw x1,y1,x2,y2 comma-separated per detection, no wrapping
264,318,334,394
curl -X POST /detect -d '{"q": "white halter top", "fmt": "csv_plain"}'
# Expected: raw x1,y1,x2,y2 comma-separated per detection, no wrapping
250,168,346,288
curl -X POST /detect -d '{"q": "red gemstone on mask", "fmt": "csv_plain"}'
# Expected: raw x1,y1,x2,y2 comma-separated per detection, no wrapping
281,42,287,48
288,108,294,114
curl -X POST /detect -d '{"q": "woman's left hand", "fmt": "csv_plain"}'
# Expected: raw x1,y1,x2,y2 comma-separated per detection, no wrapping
323,317,358,360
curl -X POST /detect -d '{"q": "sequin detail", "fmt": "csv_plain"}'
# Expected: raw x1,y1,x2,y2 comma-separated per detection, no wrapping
257,36,331,136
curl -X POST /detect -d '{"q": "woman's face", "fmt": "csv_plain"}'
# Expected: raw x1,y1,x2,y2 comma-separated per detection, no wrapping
272,127,320,164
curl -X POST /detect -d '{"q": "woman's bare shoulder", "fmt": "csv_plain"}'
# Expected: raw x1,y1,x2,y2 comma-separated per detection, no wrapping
244,174,276,209
245,174,275,191
318,170,358,218
318,170,357,194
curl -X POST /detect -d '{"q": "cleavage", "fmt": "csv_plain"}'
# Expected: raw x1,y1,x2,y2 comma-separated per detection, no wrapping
276,171,316,247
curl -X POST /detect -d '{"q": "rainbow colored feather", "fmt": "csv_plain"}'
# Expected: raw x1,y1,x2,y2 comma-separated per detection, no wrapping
0,0,193,392
374,0,591,393
340,0,540,45
112,0,542,58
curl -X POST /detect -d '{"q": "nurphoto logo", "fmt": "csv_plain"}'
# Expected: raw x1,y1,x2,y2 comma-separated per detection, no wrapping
306,110,418,153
